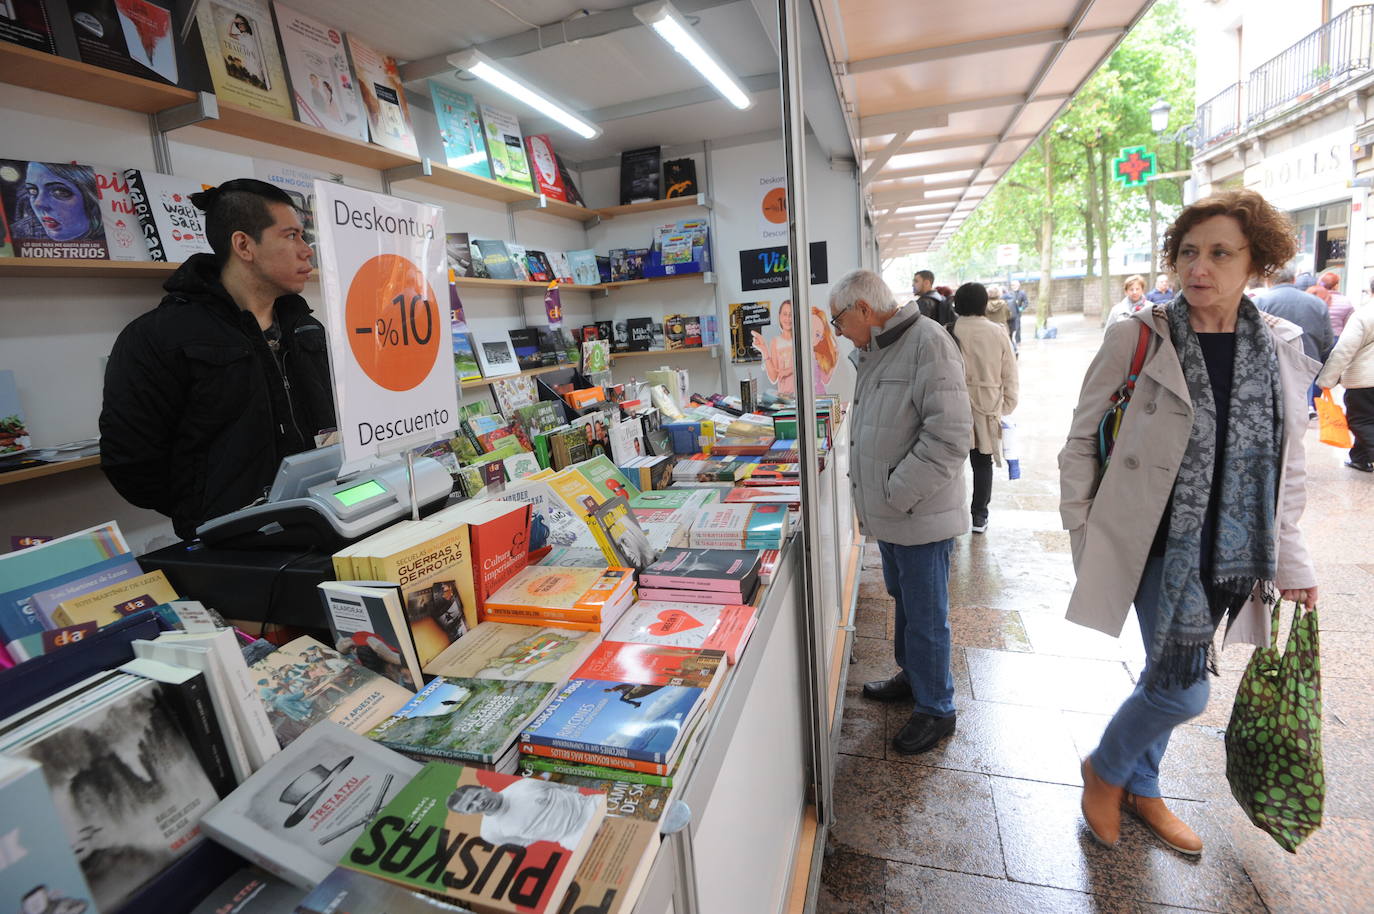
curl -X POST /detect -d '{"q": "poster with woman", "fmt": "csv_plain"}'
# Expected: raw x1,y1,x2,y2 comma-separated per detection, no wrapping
0,159,108,259
750,299,838,396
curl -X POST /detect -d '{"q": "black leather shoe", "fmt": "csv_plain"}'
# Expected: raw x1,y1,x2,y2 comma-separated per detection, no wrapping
892,710,956,755
861,672,911,702
1345,460,1374,473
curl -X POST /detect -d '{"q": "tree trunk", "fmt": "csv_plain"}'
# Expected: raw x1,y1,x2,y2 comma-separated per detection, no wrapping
1037,139,1055,329
1082,145,1100,319
1095,145,1113,325
1147,179,1158,279
1084,210,1095,279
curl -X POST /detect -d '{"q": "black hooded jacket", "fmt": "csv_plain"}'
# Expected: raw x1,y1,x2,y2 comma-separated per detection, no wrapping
100,254,336,539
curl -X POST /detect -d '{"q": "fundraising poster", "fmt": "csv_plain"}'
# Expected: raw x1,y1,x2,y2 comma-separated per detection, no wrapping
314,181,457,471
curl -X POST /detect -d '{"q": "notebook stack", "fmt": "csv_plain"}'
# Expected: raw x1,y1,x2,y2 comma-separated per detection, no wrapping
688,503,790,550
481,564,637,632
637,548,761,604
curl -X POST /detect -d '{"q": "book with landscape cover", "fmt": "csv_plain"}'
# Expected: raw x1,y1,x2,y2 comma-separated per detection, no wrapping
0,756,97,912
346,33,419,156
474,238,519,280
522,677,704,766
124,168,214,261
6,675,219,911
0,158,109,260
248,634,414,746
639,548,761,592
341,761,605,914
424,621,600,682
607,602,759,664
193,0,292,114
201,721,421,889
575,641,726,691
509,327,545,370
275,1,368,141
431,82,492,177
368,675,560,765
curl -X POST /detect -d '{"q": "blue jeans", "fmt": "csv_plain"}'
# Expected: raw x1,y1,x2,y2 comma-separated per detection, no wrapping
1091,556,1211,797
878,538,956,717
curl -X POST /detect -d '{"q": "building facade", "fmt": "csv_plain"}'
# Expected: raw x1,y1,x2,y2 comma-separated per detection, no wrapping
1191,0,1373,294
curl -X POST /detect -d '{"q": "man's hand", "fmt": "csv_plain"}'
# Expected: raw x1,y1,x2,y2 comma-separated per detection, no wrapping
1279,586,1318,609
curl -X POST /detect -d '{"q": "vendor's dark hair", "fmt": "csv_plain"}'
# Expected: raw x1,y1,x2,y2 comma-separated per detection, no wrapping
954,282,988,316
190,178,299,266
1162,189,1297,280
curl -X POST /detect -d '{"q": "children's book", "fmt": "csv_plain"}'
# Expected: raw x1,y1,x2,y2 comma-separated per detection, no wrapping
430,82,491,176
345,33,418,155
479,103,535,193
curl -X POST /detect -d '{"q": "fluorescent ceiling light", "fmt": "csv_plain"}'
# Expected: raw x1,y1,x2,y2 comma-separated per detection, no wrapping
634,2,753,110
447,49,601,139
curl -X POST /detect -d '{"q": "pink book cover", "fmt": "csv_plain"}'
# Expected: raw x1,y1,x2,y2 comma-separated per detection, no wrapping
638,548,759,591
606,602,759,664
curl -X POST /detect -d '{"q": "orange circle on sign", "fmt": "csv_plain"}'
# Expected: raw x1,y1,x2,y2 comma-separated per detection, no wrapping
345,254,440,392
761,187,788,225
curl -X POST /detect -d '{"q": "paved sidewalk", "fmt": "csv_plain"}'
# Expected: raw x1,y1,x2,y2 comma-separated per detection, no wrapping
819,314,1373,914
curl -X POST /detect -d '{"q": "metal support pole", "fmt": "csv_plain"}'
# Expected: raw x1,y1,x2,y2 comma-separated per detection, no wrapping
778,0,835,829
148,92,218,174
381,158,432,195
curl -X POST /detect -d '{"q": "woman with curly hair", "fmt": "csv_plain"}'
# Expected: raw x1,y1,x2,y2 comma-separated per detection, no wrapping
1059,189,1319,855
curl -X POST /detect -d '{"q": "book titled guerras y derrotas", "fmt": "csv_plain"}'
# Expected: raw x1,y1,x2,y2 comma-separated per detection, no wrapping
341,762,606,914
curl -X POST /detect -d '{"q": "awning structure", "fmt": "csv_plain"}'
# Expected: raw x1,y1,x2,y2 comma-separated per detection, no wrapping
811,0,1159,258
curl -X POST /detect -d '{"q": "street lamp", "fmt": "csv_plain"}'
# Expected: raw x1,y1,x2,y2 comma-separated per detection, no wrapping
1150,99,1171,134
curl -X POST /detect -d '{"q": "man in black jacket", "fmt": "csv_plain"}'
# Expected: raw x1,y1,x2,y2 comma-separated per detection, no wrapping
912,270,957,330
101,178,336,540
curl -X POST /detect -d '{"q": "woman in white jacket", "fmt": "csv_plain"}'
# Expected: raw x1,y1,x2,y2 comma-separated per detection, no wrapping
1316,302,1374,471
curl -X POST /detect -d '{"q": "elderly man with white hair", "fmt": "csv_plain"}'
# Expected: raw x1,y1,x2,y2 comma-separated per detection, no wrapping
830,269,973,754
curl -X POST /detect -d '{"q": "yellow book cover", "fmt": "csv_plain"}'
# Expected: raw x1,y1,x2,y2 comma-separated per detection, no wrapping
485,565,632,614
52,570,178,627
546,466,605,517
194,0,294,119
369,520,476,666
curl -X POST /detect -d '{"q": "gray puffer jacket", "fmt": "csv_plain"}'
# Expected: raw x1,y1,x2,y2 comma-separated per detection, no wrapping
847,305,973,545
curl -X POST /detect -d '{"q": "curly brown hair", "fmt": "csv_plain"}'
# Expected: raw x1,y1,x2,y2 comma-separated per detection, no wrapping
1161,188,1298,280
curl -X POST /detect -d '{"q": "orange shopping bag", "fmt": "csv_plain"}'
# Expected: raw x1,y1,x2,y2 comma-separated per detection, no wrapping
1316,388,1353,448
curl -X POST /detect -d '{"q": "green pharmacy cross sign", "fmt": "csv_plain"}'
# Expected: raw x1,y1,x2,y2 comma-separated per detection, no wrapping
1113,146,1157,188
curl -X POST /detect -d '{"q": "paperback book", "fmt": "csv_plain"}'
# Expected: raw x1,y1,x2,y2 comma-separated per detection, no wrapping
0,757,98,913
607,601,759,664
522,676,704,766
318,580,427,689
194,0,292,115
92,164,151,260
274,1,368,140
367,675,560,765
575,640,726,691
525,134,568,200
639,548,761,594
423,621,600,682
431,82,491,177
70,0,183,85
346,33,418,156
0,0,56,53
123,169,213,262
0,159,109,259
473,238,518,279
480,103,535,193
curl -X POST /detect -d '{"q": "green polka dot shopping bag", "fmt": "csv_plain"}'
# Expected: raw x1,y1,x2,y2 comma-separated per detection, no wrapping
1224,597,1324,852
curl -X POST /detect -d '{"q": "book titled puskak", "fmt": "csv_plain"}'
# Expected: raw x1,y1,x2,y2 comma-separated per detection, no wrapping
340,761,606,914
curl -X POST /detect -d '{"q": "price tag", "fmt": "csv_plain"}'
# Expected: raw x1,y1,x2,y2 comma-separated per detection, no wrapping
314,182,457,471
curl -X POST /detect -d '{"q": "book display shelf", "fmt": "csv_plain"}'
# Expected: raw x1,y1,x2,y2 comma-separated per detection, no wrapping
0,6,859,913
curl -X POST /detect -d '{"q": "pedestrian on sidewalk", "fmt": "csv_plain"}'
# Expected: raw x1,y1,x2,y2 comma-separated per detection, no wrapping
1007,279,1029,345
1146,273,1175,304
1059,189,1319,856
1319,271,1354,338
952,282,1019,533
829,268,972,756
1106,274,1149,325
1316,298,1374,472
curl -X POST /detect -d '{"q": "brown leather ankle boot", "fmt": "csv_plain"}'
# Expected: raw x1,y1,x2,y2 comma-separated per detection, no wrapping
1123,793,1203,855
1080,757,1123,846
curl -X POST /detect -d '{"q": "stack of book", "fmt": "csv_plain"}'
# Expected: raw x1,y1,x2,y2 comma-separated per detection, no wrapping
670,453,753,485
628,487,720,524
608,601,760,664
482,564,637,632
739,461,801,485
724,484,802,518
688,503,791,551
637,548,761,605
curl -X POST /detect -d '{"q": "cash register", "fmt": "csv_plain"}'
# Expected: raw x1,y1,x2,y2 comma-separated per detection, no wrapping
195,444,453,550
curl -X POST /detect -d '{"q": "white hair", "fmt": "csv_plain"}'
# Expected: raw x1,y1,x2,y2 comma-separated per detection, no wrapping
830,269,899,318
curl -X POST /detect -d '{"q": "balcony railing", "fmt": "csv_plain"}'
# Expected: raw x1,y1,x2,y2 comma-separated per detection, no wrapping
1195,83,1243,148
1246,4,1373,124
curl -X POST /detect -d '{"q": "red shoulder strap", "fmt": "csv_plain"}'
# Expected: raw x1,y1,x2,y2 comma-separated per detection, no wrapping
1124,321,1150,391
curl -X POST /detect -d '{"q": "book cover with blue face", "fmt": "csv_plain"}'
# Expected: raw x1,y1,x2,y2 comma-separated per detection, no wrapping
0,756,97,914
524,678,703,760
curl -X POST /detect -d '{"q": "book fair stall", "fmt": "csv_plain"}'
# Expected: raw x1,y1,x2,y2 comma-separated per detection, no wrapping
0,1,867,912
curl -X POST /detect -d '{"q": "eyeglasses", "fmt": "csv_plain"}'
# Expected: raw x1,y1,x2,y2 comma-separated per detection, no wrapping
830,304,853,331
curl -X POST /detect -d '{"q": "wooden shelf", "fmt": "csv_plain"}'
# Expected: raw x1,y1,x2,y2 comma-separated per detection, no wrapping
418,164,542,204
603,271,712,290
0,43,195,114
536,197,599,222
612,347,717,360
460,364,567,391
0,258,179,279
198,101,420,171
0,456,101,487
453,276,605,292
596,194,708,220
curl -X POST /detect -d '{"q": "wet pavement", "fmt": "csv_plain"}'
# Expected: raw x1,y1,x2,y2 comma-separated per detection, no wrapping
819,313,1373,914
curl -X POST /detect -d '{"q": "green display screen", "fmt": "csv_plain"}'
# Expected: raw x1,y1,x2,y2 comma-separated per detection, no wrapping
334,479,386,507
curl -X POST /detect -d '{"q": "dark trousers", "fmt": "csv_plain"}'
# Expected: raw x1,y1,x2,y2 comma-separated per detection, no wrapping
1347,387,1374,465
969,449,993,522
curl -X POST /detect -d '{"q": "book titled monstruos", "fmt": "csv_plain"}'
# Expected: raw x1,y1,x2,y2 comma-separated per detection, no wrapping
606,602,759,664
0,158,109,259
340,761,605,914
201,721,421,889
367,676,560,765
522,677,706,767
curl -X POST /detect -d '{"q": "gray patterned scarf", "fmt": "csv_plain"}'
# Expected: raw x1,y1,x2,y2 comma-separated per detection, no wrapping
1153,298,1282,688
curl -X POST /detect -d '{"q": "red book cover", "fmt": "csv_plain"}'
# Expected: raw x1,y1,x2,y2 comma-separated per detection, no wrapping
525,134,569,202
477,425,516,453
574,641,726,689
605,602,760,664
469,502,533,618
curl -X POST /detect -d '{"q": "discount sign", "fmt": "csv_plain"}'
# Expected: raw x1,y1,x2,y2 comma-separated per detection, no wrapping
314,181,458,471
